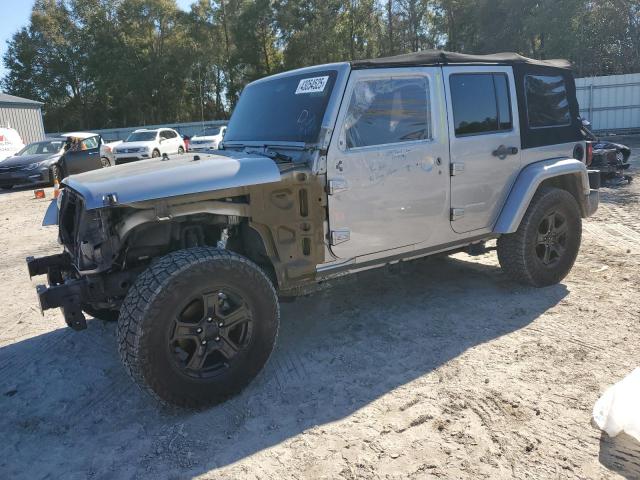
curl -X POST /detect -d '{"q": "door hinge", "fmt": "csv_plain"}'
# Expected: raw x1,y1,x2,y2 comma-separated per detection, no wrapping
330,229,351,245
450,162,465,176
328,178,349,195
451,208,465,221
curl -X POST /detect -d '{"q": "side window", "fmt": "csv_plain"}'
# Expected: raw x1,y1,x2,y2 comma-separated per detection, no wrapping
166,130,177,139
344,76,431,149
81,137,99,150
525,75,570,128
160,131,170,140
450,73,513,136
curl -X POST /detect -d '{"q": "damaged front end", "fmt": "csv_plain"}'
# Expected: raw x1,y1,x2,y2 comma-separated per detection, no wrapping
27,188,137,330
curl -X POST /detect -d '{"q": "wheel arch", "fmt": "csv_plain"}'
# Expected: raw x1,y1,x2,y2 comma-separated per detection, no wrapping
494,158,592,234
116,207,281,288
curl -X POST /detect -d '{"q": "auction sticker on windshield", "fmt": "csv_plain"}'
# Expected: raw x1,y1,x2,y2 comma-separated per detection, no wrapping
295,76,329,94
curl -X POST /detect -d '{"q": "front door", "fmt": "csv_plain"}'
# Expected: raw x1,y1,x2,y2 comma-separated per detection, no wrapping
443,66,522,233
326,67,450,259
62,136,102,177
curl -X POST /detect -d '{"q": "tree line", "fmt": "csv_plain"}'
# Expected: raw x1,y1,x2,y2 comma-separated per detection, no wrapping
2,0,639,133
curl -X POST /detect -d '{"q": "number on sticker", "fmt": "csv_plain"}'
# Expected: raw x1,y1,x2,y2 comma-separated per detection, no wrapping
295,76,329,94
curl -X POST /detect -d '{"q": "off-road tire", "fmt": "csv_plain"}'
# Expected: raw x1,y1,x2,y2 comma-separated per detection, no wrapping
497,187,582,287
117,247,279,408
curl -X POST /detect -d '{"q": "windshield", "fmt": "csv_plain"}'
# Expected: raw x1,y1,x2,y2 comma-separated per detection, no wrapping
126,131,157,142
224,70,337,144
17,140,64,156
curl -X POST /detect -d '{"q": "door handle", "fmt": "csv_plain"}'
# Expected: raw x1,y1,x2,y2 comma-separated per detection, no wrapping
492,145,518,159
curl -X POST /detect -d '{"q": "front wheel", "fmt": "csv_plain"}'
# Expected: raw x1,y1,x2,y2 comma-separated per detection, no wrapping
100,157,111,168
117,247,279,408
497,187,582,287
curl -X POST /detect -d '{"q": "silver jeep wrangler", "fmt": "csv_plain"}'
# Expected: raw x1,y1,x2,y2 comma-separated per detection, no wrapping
27,51,600,408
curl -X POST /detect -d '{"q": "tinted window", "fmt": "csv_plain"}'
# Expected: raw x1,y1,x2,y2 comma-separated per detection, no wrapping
225,70,337,143
344,77,431,149
450,73,512,136
525,75,570,128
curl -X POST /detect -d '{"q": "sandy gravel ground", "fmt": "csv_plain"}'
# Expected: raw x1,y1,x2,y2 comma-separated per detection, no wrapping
1,138,639,480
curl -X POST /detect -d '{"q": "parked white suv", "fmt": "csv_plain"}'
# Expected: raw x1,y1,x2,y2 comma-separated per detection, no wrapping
189,126,226,152
113,128,185,165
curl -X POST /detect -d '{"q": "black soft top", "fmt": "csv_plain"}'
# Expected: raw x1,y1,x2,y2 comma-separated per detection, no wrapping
351,50,572,70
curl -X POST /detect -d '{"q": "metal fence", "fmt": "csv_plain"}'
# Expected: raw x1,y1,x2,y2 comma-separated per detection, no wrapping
576,73,640,134
0,104,46,144
47,119,228,142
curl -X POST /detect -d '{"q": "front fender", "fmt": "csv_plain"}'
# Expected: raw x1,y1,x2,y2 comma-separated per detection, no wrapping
494,158,595,234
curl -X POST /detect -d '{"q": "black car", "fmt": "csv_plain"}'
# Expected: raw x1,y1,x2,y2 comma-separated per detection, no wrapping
0,133,115,190
581,119,632,180
0,138,65,190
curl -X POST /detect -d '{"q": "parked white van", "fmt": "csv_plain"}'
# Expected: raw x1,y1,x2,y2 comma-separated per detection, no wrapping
0,127,25,162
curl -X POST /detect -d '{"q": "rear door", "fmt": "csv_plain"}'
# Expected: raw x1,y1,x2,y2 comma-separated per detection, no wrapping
443,66,521,233
326,67,450,259
62,136,102,176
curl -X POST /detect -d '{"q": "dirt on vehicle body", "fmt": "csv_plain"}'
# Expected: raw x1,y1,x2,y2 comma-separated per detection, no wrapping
27,51,601,408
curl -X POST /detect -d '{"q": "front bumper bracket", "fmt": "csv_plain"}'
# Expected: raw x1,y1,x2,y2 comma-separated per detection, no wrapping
27,254,87,331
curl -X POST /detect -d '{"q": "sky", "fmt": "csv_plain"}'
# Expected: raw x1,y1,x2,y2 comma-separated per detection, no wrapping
0,0,194,81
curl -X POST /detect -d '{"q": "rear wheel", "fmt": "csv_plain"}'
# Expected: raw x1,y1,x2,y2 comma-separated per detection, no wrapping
178,146,185,154
117,247,279,408
497,187,582,287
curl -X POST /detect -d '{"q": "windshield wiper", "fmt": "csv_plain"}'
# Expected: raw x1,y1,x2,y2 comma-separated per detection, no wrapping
245,148,293,163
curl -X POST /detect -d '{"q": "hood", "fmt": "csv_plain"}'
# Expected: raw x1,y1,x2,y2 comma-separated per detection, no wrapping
0,153,60,167
114,141,154,151
63,150,282,209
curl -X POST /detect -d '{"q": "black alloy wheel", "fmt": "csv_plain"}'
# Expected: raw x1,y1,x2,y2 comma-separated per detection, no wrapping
169,289,253,378
535,210,569,266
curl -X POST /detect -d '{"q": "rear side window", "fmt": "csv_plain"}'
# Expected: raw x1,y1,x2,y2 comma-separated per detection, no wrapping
525,75,571,128
450,73,513,136
344,77,431,149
